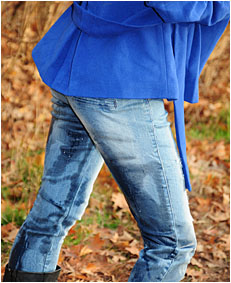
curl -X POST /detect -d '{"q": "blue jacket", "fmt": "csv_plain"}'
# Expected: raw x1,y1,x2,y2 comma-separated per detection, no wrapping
32,1,230,192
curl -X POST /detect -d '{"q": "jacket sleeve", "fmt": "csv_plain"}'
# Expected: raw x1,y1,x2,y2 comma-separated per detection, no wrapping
145,1,230,26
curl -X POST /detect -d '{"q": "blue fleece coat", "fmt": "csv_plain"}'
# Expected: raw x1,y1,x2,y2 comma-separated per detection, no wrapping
32,1,230,192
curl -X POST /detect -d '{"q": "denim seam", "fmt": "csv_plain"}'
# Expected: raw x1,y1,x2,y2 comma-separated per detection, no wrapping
68,96,117,112
124,102,157,228
14,226,28,271
23,228,63,238
43,248,51,273
145,100,181,281
160,249,180,282
145,100,178,247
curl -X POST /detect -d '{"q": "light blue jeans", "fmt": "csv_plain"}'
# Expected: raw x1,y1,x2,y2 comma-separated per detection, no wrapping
8,89,197,282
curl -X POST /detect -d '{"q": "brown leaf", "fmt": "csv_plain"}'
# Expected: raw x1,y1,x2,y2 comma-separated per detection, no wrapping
208,211,229,222
35,152,45,166
213,249,227,260
75,273,89,280
119,230,134,242
125,246,140,256
1,223,19,242
88,233,105,251
110,232,119,243
6,228,19,242
195,197,212,212
125,239,140,256
190,257,204,268
111,255,127,263
186,266,203,278
2,223,16,238
9,187,23,199
89,198,103,210
79,246,93,257
222,193,230,206
112,192,129,210
80,263,99,275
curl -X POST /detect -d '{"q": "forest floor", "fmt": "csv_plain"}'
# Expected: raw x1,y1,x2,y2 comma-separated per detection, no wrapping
1,2,230,282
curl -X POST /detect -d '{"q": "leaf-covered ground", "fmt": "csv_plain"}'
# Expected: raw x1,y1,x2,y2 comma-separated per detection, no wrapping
1,2,230,282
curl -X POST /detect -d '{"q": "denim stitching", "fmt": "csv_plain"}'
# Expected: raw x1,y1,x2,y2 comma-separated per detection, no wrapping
144,99,181,280
69,96,117,112
145,99,178,245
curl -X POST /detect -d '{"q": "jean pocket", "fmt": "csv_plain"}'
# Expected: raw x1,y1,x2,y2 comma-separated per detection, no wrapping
71,96,117,112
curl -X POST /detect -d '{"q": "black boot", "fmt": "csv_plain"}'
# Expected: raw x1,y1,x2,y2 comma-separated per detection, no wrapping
3,264,61,282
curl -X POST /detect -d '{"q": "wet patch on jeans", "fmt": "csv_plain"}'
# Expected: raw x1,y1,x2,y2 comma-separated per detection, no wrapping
64,171,85,206
26,204,64,236
21,232,53,255
40,169,86,210
67,130,89,147
111,159,176,234
74,197,85,207
39,237,52,254
8,228,28,270
134,162,176,234
60,147,79,159
45,151,68,176
45,144,91,177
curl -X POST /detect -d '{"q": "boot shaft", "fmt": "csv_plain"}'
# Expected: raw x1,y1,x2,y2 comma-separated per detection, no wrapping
3,264,61,282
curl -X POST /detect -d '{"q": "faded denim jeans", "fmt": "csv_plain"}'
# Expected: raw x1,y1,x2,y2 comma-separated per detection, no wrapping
8,89,197,282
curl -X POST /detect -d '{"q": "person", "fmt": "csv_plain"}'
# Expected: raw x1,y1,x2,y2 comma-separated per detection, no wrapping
3,1,230,282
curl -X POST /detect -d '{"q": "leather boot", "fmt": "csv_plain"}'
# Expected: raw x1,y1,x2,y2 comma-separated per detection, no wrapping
3,264,61,282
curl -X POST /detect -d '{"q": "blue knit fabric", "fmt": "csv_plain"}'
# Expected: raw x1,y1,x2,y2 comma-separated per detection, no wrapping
32,1,230,191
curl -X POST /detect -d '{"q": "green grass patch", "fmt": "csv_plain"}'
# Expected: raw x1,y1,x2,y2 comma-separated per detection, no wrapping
188,108,230,143
2,149,45,228
96,210,120,229
2,204,27,226
63,224,92,246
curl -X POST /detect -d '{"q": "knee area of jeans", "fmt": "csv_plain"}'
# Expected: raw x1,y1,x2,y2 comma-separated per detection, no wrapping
176,235,197,255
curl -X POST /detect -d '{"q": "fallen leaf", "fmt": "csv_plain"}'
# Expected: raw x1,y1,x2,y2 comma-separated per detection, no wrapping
190,257,204,268
208,212,229,222
80,263,99,275
110,232,119,243
111,255,127,262
35,152,45,166
79,246,93,257
213,249,227,260
112,192,129,210
125,246,140,256
88,233,105,251
5,228,19,242
195,197,212,212
186,266,203,278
